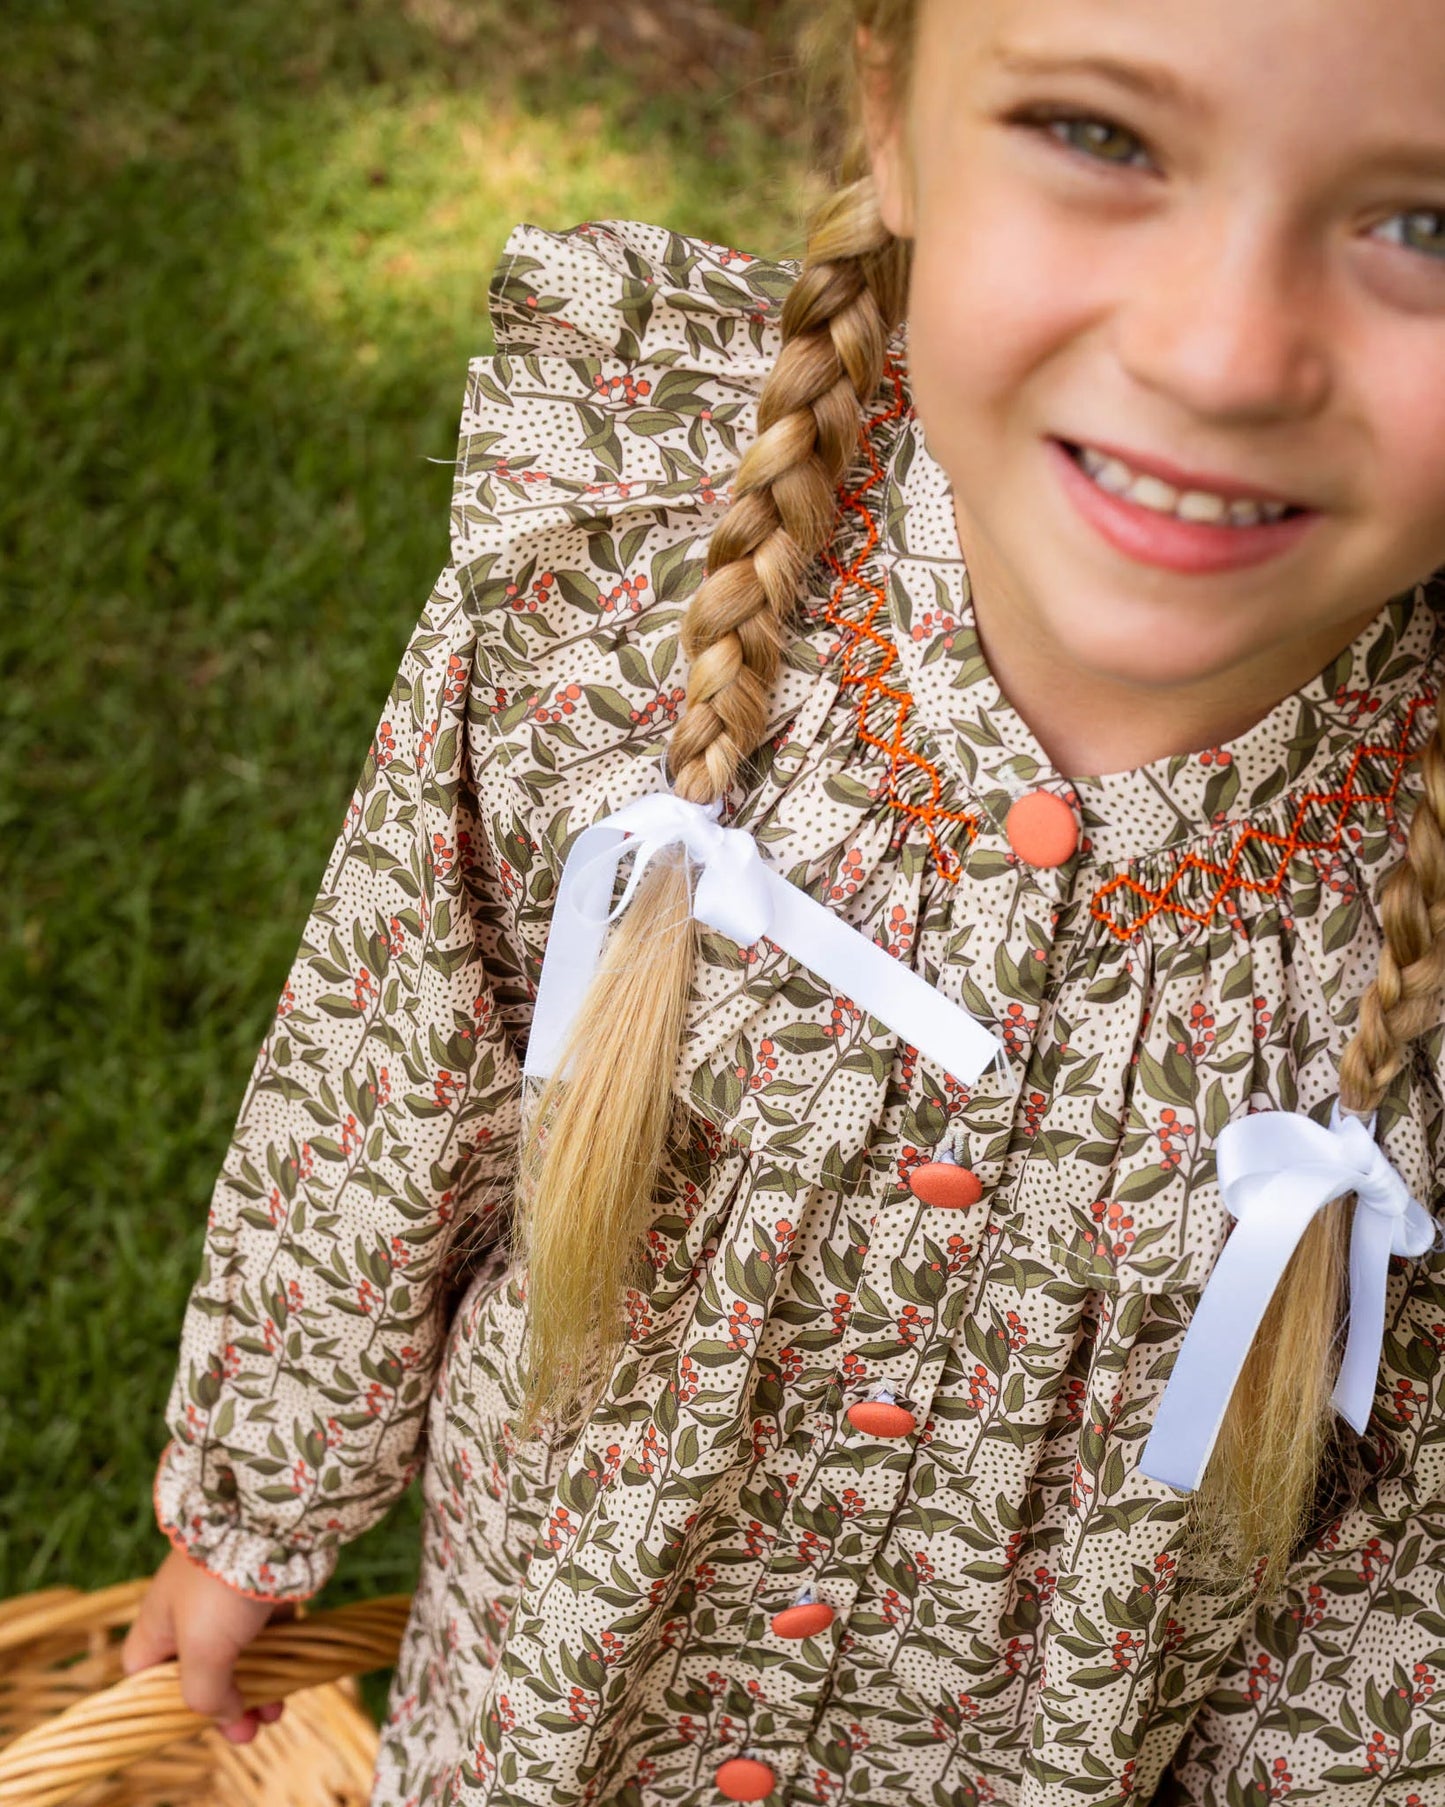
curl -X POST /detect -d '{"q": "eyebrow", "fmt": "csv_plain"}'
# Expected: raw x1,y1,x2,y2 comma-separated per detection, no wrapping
990,45,1445,180
990,46,1208,118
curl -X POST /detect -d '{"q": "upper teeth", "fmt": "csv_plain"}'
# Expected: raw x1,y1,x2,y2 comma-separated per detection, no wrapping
1075,444,1291,525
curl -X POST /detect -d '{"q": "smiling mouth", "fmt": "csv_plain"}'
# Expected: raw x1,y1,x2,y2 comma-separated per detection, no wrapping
1058,439,1310,527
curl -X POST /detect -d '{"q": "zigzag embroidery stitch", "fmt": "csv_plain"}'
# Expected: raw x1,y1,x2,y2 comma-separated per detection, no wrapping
1090,694,1434,941
821,360,980,885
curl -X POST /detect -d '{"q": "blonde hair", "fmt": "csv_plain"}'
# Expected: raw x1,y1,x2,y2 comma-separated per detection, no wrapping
507,1,1445,1605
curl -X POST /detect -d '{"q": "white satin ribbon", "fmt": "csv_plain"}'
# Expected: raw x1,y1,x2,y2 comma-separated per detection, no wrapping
523,790,1005,1087
1139,1102,1439,1494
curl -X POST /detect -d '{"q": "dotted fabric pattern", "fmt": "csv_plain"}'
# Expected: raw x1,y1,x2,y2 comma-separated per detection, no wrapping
150,220,1445,1807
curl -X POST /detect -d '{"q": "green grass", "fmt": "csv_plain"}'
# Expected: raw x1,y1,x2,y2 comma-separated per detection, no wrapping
1,0,806,1723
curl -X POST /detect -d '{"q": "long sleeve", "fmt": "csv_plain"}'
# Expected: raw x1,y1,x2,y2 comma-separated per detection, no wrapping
152,557,526,1602
147,211,781,1606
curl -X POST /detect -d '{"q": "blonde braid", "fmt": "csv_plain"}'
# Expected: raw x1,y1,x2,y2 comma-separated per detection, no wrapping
512,179,909,1438
1339,719,1445,1096
669,189,898,801
1188,709,1445,1599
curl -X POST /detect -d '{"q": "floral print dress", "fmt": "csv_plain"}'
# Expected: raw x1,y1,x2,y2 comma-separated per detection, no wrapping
152,219,1445,1807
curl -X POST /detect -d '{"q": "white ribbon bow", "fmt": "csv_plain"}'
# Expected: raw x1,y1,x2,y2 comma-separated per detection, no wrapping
1138,1102,1439,1494
523,790,1005,1087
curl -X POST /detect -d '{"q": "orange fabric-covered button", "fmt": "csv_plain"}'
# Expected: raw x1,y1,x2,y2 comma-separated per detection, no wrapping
771,1600,836,1639
846,1400,917,1437
908,1161,984,1210
715,1756,776,1801
1005,790,1079,868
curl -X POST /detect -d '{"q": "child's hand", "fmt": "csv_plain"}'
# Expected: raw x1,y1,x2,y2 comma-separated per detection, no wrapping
120,1547,293,1743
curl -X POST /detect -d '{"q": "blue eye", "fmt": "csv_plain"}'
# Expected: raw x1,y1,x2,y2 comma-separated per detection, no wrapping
1022,110,1154,172
1375,211,1445,262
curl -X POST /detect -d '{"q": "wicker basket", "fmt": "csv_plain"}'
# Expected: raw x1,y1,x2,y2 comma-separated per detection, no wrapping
0,1580,411,1807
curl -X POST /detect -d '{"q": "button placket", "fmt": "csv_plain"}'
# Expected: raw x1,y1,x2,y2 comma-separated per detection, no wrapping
751,1208,984,1636
761,1046,1026,1519
723,1060,1035,1789
726,1166,955,1737
723,902,1047,1756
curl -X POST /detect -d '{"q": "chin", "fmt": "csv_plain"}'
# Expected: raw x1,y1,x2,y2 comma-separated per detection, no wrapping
1038,608,1261,695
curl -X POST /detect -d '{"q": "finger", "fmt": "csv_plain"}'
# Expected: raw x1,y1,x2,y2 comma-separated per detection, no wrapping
219,1711,259,1745
256,1700,284,1723
175,1626,247,1723
120,1590,175,1677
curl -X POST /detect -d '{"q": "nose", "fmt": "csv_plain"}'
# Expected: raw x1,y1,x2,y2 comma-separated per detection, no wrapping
1116,204,1331,425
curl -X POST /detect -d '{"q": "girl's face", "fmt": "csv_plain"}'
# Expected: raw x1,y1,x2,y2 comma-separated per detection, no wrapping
866,0,1445,771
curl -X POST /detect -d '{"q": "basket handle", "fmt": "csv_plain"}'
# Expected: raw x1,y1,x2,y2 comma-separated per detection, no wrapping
0,1593,413,1807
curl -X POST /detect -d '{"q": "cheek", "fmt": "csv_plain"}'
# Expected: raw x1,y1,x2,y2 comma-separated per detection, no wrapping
1365,385,1445,579
903,189,1100,438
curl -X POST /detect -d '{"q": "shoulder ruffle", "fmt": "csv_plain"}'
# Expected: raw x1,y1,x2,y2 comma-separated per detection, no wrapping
483,216,795,371
450,220,799,583
447,219,828,795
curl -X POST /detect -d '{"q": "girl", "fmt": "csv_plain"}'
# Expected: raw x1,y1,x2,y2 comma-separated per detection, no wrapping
121,1,1445,1802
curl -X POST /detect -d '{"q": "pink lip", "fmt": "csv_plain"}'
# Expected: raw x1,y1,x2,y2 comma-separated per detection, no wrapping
1049,438,1319,575
1063,436,1306,506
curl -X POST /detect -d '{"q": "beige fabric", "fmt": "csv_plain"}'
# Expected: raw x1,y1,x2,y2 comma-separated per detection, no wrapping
153,220,1445,1807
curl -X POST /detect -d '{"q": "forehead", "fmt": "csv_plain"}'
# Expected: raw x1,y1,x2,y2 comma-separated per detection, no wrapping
913,0,1445,136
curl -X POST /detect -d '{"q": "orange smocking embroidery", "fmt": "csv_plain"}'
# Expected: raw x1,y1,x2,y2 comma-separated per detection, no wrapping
823,361,979,883
1090,695,1434,941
